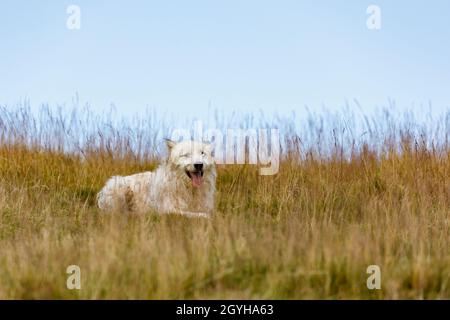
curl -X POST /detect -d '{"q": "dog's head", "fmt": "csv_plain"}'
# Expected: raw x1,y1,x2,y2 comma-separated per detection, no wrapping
165,139,215,188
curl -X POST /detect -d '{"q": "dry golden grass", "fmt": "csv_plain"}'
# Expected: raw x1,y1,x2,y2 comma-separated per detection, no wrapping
0,106,448,299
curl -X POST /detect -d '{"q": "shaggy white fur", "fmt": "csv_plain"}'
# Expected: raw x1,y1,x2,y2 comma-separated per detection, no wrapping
97,140,216,218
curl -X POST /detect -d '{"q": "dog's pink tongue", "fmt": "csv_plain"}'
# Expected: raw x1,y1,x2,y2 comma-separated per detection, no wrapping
191,172,203,187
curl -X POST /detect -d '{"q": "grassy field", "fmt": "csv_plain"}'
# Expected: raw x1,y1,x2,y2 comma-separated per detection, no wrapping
0,105,448,299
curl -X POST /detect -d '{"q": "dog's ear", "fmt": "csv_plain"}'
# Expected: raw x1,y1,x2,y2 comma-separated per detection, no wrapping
165,138,176,150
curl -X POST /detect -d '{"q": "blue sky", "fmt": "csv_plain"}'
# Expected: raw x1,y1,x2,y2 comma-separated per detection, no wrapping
1,0,450,119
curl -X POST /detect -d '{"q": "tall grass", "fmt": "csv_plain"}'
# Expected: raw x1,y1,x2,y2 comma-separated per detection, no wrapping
0,103,448,299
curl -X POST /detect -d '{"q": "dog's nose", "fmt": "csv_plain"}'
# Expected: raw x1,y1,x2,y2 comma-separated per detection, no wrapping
194,163,203,171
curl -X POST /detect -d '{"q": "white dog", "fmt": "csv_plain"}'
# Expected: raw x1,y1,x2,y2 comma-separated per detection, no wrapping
97,140,216,218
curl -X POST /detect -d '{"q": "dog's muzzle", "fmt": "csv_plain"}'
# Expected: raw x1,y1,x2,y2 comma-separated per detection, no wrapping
186,162,204,187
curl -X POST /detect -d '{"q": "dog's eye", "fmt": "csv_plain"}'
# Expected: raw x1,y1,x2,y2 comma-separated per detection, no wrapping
201,151,206,155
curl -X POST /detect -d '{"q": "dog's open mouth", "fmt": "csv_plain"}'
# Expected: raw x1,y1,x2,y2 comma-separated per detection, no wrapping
186,170,204,187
